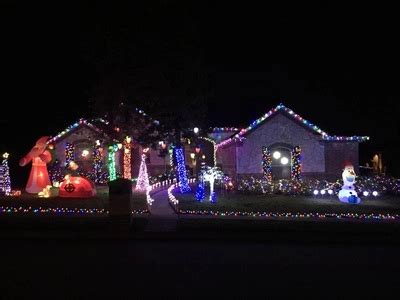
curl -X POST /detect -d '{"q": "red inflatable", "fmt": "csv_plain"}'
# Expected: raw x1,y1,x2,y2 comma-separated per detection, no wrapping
59,175,96,198
19,136,52,194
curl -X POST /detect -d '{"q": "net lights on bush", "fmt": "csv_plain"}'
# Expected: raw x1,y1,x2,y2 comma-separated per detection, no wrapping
216,103,369,149
291,146,302,181
175,147,191,193
262,147,272,183
123,136,132,180
0,152,11,195
136,154,150,192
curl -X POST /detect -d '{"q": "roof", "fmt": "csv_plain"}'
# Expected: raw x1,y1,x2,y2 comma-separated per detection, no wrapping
46,118,113,145
216,103,369,148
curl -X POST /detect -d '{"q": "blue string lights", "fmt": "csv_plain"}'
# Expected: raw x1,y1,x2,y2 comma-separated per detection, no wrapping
175,147,191,193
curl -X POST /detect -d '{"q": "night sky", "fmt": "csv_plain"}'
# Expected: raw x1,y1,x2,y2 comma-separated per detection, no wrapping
1,2,399,185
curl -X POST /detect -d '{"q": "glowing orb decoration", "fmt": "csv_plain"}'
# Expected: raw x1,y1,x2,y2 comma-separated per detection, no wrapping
190,153,195,159
81,150,90,157
373,191,378,197
69,161,79,171
313,190,319,195
193,127,199,134
363,191,369,197
328,189,333,195
3,152,9,159
273,151,281,159
280,157,289,165
320,190,326,195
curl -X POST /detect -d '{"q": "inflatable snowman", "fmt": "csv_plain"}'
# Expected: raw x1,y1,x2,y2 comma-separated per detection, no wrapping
338,164,361,204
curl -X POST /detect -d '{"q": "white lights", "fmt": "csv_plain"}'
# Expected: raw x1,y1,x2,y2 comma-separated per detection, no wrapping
328,189,333,195
320,190,326,195
193,127,199,134
190,153,196,159
273,151,281,159
313,190,319,195
363,191,369,197
81,150,90,157
372,191,378,197
280,157,289,165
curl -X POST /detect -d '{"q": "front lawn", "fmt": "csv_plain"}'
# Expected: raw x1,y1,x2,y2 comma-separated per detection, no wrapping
0,186,149,212
176,191,400,215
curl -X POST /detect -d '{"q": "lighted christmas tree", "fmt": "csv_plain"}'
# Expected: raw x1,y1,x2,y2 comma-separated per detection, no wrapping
1,153,11,195
136,154,150,192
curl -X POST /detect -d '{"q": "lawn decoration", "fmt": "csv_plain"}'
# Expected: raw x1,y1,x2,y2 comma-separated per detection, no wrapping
0,152,11,195
19,136,52,193
59,175,96,198
38,185,52,198
136,153,150,192
195,166,224,203
338,163,361,204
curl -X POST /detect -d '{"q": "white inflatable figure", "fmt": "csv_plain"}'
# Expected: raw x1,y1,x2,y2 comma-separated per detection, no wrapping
338,164,361,204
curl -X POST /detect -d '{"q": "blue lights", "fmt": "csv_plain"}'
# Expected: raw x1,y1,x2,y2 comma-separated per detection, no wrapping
175,147,191,193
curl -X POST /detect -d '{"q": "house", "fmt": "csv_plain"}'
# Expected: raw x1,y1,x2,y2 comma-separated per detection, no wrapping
46,117,194,182
212,104,369,180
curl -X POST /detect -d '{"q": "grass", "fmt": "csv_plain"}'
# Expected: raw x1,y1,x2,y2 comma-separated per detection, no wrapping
0,186,149,212
177,191,400,215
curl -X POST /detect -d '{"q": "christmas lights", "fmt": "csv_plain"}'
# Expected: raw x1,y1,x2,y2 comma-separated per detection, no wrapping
65,143,74,166
199,136,217,167
179,210,400,221
197,166,224,202
216,103,369,149
175,147,191,193
47,119,109,145
0,152,11,195
92,142,105,183
195,178,205,201
108,145,118,181
291,146,302,181
0,206,149,215
123,136,132,179
262,147,272,182
136,154,150,192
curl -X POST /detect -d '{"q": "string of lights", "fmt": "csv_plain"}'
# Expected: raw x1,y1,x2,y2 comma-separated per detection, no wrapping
179,210,400,221
65,143,75,166
175,147,191,193
262,147,272,182
216,103,370,148
108,144,118,181
0,206,149,215
0,153,11,195
123,136,132,179
136,154,150,192
199,136,217,167
291,146,302,181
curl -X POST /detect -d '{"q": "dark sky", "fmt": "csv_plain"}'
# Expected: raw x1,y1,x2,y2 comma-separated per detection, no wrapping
1,2,399,183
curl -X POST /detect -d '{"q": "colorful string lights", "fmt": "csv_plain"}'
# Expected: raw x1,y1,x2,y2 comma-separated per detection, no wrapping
291,146,302,181
123,136,132,180
216,103,370,149
0,153,11,195
175,147,191,193
199,136,217,167
65,143,74,166
262,147,272,182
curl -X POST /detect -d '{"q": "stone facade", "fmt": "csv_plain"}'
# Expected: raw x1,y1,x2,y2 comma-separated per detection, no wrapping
216,111,360,179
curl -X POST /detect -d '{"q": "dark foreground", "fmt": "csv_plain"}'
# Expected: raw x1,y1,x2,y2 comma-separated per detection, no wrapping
1,238,400,299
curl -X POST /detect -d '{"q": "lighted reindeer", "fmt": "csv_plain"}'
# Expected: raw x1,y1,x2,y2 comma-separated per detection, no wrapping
19,136,52,193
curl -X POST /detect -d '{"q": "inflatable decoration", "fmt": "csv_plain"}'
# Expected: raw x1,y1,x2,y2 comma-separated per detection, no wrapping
338,163,361,204
19,136,52,194
59,175,96,198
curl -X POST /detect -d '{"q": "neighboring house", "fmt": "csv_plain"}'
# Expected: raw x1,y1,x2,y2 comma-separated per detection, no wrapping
212,104,369,180
46,118,192,181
